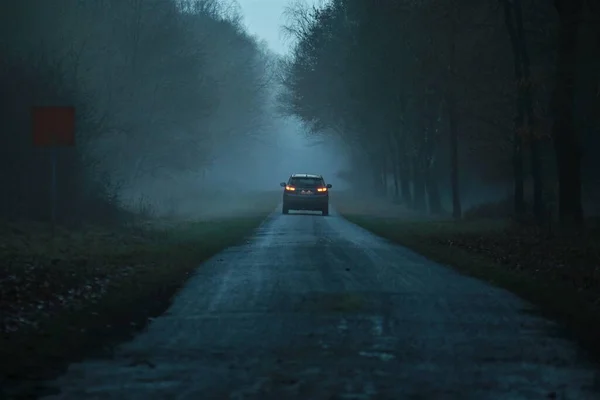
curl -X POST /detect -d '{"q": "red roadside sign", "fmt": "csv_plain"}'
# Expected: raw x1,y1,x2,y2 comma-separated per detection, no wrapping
31,106,75,147
31,106,76,236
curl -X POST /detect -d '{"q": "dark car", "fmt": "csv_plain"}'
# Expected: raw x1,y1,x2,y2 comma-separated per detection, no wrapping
280,174,332,216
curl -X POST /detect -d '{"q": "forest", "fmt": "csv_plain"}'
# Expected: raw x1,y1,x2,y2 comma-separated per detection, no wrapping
0,0,276,224
2,1,600,396
0,1,285,387
280,0,600,228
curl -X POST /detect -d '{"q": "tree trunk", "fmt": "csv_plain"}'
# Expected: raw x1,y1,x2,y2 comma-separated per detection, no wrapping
389,133,400,201
412,160,426,212
425,169,442,214
552,0,584,228
371,158,384,195
514,0,544,223
530,139,544,221
501,0,526,219
423,106,442,215
448,100,461,219
400,163,412,205
513,131,525,217
446,17,462,220
393,163,400,200
381,156,388,196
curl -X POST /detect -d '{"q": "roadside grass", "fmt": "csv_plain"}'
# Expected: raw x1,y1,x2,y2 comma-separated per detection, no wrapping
335,198,600,364
0,196,277,398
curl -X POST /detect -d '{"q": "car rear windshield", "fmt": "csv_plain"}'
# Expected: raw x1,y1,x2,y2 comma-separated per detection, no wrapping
289,177,324,187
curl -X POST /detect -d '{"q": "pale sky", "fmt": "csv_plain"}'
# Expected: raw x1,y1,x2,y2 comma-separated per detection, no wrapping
234,0,346,184
237,0,317,55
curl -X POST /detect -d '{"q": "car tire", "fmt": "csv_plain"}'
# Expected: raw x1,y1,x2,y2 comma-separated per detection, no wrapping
282,205,289,214
322,206,329,216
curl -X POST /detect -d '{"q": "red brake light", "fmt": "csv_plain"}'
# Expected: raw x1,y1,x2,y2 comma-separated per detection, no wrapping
285,185,295,191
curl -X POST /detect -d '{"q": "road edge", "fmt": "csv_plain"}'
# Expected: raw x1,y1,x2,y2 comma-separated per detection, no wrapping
1,212,275,399
339,213,600,367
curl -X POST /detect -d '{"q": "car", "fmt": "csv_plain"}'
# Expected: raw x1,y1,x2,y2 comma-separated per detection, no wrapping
280,173,332,216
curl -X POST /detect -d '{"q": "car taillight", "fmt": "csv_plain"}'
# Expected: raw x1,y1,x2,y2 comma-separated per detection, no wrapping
285,185,295,191
317,187,327,192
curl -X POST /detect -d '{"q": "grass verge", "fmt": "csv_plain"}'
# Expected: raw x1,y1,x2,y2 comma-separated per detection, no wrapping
337,203,600,365
0,201,275,398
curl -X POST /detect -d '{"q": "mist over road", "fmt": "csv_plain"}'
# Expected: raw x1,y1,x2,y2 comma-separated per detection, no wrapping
44,209,598,399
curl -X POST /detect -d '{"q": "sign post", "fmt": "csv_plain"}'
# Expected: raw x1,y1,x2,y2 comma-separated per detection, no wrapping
51,145,57,233
31,106,76,236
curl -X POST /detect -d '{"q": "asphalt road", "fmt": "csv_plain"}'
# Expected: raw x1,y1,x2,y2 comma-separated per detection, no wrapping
44,208,599,399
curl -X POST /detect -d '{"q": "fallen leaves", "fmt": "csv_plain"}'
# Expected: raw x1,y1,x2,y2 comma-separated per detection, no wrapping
0,221,167,336
430,226,600,306
0,255,133,334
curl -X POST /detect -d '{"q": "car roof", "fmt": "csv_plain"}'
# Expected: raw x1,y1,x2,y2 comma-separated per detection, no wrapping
290,173,323,178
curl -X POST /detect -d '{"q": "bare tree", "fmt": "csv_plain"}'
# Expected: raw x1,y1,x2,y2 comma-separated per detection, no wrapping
551,0,585,228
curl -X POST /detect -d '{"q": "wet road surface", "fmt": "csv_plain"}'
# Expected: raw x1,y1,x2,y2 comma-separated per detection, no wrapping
44,209,599,399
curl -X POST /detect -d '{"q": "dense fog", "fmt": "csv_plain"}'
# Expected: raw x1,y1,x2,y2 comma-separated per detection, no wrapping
1,0,598,225
0,0,346,222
